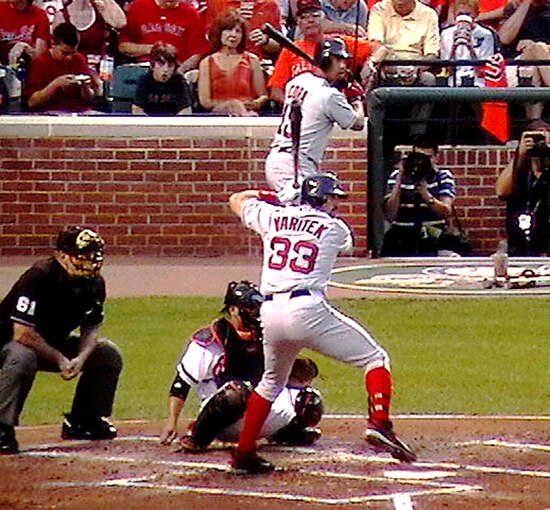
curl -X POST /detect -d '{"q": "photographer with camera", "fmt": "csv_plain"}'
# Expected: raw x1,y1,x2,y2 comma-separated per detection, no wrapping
496,122,550,256
381,135,458,257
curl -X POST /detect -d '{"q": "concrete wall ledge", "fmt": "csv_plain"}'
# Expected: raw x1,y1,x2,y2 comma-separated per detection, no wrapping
0,115,367,140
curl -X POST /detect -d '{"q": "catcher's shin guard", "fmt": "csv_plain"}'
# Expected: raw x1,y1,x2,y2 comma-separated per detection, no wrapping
191,380,253,448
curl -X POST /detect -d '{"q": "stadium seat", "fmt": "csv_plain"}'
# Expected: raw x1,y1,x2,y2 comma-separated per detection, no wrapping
108,63,149,113
0,66,22,113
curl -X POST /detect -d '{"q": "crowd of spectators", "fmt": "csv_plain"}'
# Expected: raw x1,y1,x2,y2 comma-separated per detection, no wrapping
1,0,550,121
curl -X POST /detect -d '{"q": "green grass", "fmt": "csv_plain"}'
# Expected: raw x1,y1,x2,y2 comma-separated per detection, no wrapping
22,297,550,425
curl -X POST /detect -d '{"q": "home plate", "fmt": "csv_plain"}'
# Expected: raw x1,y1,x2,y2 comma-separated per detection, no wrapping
384,470,457,480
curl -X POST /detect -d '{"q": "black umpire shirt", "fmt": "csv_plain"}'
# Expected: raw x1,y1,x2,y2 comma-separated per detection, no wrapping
0,257,106,349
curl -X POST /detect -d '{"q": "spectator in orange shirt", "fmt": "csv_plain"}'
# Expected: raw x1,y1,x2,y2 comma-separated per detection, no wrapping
198,11,268,115
268,0,386,104
25,22,98,113
118,0,211,72
0,0,50,66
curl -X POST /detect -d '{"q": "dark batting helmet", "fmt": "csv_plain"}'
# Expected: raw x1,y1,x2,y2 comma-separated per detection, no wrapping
301,171,348,208
315,37,351,70
56,226,105,278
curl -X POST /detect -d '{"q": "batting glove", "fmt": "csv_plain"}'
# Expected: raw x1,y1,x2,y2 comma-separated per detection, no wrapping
343,81,366,104
258,190,280,205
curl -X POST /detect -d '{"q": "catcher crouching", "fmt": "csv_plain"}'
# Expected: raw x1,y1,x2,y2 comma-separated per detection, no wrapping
160,280,324,451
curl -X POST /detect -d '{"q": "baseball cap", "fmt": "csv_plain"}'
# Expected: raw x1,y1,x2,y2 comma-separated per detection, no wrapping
297,0,322,16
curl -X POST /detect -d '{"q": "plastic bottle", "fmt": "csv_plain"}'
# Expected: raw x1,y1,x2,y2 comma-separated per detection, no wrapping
492,240,509,279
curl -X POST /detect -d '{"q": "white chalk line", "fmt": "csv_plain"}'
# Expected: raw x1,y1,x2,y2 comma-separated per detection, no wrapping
457,439,550,453
24,442,550,480
27,447,482,504
288,450,550,480
20,431,550,506
45,476,479,505
16,414,550,432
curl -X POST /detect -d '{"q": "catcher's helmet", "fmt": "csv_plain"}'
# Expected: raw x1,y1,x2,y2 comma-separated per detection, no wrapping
294,386,324,427
315,37,351,71
301,172,348,208
223,280,264,311
56,226,105,277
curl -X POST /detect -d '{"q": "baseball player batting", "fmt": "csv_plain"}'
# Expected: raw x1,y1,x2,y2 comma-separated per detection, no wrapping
265,37,365,203
228,173,416,474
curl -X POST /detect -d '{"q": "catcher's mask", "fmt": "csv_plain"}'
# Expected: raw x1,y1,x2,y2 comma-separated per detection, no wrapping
301,171,348,209
56,226,105,278
222,280,264,331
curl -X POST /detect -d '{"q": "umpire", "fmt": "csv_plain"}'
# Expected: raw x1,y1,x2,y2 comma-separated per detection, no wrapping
0,226,123,454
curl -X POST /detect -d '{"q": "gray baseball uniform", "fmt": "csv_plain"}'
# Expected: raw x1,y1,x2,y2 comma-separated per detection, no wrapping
266,72,359,196
240,197,389,402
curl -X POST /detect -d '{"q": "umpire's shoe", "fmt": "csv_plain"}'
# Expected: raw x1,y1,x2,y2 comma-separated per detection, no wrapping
61,414,117,440
230,449,275,474
0,423,19,454
365,419,417,463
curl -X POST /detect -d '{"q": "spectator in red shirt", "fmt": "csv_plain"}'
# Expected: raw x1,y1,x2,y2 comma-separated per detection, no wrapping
0,0,51,66
52,0,127,60
118,0,212,72
25,22,98,113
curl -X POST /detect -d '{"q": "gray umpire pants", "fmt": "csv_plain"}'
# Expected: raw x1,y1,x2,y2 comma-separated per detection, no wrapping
0,337,123,427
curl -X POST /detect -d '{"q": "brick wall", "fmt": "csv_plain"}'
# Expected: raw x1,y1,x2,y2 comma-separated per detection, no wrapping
438,146,512,255
0,117,511,257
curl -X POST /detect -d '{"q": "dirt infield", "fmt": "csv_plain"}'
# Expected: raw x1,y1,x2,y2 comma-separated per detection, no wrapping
1,416,549,510
1,258,549,509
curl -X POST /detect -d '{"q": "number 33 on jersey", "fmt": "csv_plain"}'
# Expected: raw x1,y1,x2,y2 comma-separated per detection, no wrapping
241,199,353,295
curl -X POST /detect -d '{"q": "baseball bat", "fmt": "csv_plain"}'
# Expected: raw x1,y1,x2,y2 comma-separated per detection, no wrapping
263,23,318,67
290,99,303,189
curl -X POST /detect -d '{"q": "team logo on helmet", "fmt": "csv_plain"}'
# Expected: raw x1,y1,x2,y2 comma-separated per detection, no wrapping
301,172,348,208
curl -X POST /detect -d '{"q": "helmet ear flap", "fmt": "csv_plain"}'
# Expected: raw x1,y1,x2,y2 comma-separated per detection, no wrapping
314,37,351,71
315,40,333,71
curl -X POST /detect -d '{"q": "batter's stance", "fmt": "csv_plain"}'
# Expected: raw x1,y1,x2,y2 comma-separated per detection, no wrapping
266,37,365,203
228,172,416,473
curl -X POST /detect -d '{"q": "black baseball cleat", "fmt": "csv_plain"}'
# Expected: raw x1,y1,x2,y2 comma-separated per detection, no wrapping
0,423,19,455
61,414,117,440
365,419,417,463
230,450,275,474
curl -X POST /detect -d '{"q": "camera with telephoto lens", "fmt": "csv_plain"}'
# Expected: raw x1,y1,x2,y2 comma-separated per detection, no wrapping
402,151,435,183
525,131,550,159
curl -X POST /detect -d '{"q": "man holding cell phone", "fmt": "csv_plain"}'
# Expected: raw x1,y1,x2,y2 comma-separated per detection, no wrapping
496,121,550,256
25,22,97,113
